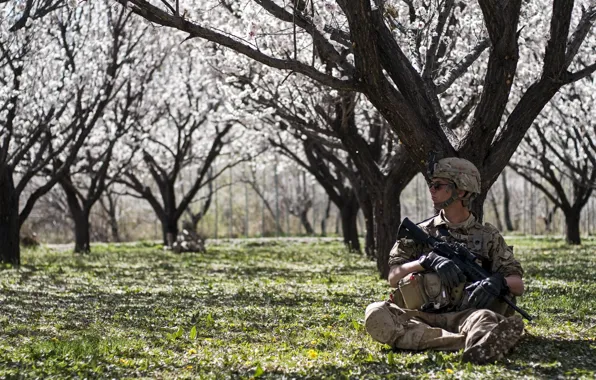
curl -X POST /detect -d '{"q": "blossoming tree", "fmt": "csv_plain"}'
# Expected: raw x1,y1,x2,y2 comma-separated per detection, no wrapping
0,1,142,264
51,4,167,253
510,82,596,244
116,45,255,247
221,61,418,262
111,0,596,277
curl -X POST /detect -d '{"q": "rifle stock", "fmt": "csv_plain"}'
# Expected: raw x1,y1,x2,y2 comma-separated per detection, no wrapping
399,218,533,321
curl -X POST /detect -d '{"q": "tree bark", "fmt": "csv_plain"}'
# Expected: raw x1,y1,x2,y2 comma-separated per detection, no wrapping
339,195,360,252
299,209,314,235
61,180,92,253
107,202,121,243
320,197,331,236
470,192,488,223
0,168,20,265
359,194,376,258
109,217,121,243
374,188,402,279
543,200,557,233
73,211,91,253
162,216,179,247
502,169,514,231
564,211,581,245
100,193,122,243
488,190,504,231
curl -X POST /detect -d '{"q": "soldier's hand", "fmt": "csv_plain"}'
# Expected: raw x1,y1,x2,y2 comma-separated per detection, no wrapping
419,251,466,289
466,273,508,309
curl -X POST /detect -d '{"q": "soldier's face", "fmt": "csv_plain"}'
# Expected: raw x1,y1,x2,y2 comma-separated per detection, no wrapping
429,178,453,205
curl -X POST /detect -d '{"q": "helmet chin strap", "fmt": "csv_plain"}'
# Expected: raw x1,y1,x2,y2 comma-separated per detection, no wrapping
462,193,475,208
435,184,479,210
437,183,459,209
438,194,460,209
439,191,475,210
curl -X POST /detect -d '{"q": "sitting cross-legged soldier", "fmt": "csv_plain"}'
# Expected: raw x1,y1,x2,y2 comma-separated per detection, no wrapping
364,157,525,364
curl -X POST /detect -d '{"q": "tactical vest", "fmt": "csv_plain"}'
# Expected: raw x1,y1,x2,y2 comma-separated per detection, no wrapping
391,224,515,316
391,272,515,315
392,272,465,312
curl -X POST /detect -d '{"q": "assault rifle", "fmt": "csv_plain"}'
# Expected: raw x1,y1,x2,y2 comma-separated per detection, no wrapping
398,217,533,321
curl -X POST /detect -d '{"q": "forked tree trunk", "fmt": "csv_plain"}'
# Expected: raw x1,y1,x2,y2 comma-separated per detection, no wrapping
0,168,20,265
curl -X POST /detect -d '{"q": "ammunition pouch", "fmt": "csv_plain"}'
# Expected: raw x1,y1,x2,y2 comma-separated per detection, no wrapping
392,272,465,312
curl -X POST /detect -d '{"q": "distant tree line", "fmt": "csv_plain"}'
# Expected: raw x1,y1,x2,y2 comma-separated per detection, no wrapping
1,0,595,278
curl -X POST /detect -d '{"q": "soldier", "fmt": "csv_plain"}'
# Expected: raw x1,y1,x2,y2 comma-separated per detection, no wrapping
364,157,525,364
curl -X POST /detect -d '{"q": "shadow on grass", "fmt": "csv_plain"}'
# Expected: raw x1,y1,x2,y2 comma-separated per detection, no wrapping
507,334,596,377
227,362,420,379
0,281,372,347
2,242,593,379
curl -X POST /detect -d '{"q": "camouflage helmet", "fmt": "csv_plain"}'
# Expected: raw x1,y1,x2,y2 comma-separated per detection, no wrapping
432,157,481,194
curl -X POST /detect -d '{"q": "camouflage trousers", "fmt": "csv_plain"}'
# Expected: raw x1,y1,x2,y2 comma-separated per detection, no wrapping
364,301,516,351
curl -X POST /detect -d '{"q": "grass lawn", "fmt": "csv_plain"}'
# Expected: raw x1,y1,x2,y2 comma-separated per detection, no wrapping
1,237,595,379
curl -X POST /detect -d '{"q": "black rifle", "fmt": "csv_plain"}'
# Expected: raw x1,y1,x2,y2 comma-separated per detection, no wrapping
398,217,533,321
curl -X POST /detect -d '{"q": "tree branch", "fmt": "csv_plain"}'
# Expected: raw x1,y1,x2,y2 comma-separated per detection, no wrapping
543,0,575,79
436,38,490,93
564,5,596,68
113,0,357,90
567,61,596,83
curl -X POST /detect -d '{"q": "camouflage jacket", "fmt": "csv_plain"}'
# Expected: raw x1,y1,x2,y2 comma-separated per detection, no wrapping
389,211,524,279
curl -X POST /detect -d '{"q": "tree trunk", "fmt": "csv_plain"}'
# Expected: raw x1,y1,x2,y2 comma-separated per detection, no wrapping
320,197,331,236
543,200,558,233
339,196,360,252
100,193,121,243
488,190,504,231
374,190,402,279
359,195,376,259
502,169,514,231
564,211,581,245
106,195,121,242
110,219,121,243
61,181,92,253
299,209,314,235
73,211,91,253
162,216,179,247
0,168,20,265
160,185,179,246
470,192,487,223
110,212,122,243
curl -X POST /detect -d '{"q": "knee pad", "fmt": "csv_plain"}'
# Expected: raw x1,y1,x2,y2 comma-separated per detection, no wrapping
364,301,406,345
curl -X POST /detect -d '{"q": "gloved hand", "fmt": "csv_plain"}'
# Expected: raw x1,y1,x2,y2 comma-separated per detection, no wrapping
419,251,466,289
466,273,508,309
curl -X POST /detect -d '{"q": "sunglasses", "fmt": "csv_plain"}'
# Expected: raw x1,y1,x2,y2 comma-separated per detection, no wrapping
428,182,452,190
